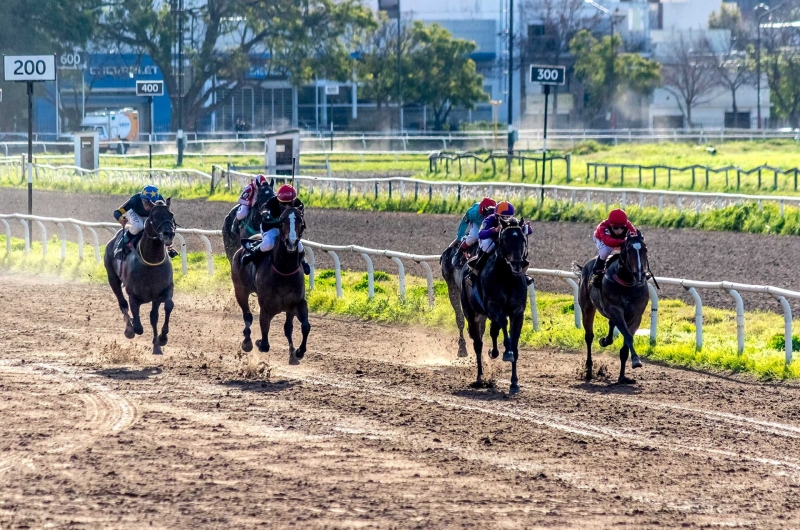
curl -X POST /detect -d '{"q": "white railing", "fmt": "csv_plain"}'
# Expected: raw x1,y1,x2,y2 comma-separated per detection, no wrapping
2,212,799,366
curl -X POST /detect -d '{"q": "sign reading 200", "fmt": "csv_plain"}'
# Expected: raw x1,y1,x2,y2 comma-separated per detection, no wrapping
3,55,57,82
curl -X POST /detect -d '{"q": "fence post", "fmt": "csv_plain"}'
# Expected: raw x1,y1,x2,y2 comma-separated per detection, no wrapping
684,286,703,351
667,168,672,188
86,227,100,262
457,184,461,203
565,154,571,183
419,260,435,309
563,278,581,329
724,288,745,354
326,250,343,298
390,257,406,299
773,295,793,365
374,182,378,201
388,181,392,200
19,219,30,255
34,220,47,258
360,253,375,299
705,168,709,189
414,182,419,202
736,169,741,190
528,282,539,331
774,170,778,190
758,168,762,190
620,166,624,186
795,169,798,191
173,233,188,275
647,283,659,345
1,219,10,255
604,165,608,183
197,234,214,276
691,167,696,189
653,167,656,187
305,246,315,291
638,165,642,186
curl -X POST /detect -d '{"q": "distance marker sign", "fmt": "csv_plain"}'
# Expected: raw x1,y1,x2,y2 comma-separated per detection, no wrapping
136,80,164,97
530,65,566,86
4,55,56,82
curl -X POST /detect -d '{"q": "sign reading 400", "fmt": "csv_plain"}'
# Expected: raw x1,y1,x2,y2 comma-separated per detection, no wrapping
530,64,566,86
4,55,56,82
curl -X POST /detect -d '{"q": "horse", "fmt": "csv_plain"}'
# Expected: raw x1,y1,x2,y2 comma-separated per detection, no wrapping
440,242,478,358
104,199,176,355
222,179,275,263
460,218,530,394
230,207,310,364
574,231,652,384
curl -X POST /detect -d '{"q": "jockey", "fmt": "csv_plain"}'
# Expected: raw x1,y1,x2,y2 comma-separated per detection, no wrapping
471,201,532,281
240,184,310,275
235,174,268,229
449,197,496,265
113,185,178,260
591,208,637,284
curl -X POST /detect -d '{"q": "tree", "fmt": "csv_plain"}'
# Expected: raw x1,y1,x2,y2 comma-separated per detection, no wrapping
570,30,661,125
0,0,101,130
520,0,601,116
402,22,488,130
97,0,374,130
355,13,407,109
709,3,749,44
660,33,718,128
762,21,800,127
705,34,754,128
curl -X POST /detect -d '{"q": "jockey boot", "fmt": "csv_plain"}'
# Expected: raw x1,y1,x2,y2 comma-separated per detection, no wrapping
470,250,489,274
300,250,311,275
591,257,605,287
114,230,130,261
240,248,256,268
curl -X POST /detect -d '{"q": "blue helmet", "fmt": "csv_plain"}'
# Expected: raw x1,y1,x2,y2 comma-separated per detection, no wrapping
141,185,161,202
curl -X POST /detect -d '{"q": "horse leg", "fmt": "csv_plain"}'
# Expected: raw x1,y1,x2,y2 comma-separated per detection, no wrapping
256,308,273,353
294,300,311,361
466,314,486,388
508,311,524,395
599,322,615,347
234,281,254,352
447,276,468,357
284,312,298,365
488,321,500,359
610,314,639,384
105,263,134,339
149,301,163,355
581,300,597,381
158,297,174,347
129,295,144,336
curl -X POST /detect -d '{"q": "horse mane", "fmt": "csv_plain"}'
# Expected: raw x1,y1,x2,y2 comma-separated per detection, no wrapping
279,206,301,220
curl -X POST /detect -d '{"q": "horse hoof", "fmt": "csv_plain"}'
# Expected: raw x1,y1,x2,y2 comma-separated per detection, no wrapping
153,345,163,356
502,350,514,363
124,328,135,340
489,348,500,360
631,355,643,369
158,335,168,346
617,376,636,385
457,350,468,358
294,347,306,360
134,326,144,336
599,337,612,347
242,339,253,353
256,339,270,353
509,384,520,395
288,355,300,366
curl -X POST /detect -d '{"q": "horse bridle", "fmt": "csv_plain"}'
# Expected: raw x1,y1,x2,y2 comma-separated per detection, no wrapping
144,209,175,241
620,237,648,286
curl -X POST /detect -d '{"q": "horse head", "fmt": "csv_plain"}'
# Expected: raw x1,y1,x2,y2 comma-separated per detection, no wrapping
279,207,304,253
620,229,648,285
146,199,176,247
497,216,530,275
255,180,275,217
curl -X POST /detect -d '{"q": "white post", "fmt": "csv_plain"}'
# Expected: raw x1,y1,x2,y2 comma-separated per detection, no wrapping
86,226,100,262
725,288,745,354
773,295,793,365
72,223,84,261
57,223,67,261
563,277,581,329
19,219,30,255
197,234,214,276
34,220,47,258
684,286,703,351
326,250,342,298
360,252,375,299
173,233,188,275
647,283,659,345
1,219,10,255
419,260,434,309
305,246,315,290
528,281,539,331
391,257,406,299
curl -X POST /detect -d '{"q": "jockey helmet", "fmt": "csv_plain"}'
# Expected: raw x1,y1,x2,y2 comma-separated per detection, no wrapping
141,185,160,202
608,208,628,226
495,201,515,218
277,184,297,203
478,197,497,216
255,174,268,186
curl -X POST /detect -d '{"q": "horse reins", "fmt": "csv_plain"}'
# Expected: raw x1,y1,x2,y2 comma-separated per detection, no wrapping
138,213,174,267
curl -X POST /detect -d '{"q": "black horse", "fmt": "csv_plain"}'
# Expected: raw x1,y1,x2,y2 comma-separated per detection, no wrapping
104,200,176,355
222,180,275,263
230,207,311,364
574,231,652,384
461,218,530,394
440,242,477,358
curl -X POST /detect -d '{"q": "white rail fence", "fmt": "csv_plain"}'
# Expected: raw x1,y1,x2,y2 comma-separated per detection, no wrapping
1,212,798,366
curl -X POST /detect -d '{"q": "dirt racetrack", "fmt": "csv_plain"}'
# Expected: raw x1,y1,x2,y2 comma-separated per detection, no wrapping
2,187,800,312
2,272,800,528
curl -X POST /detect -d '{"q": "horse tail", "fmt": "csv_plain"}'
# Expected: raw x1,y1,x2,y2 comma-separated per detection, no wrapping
571,261,585,279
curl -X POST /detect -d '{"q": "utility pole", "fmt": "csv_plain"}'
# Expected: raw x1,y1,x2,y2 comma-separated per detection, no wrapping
397,0,402,132
176,0,185,166
507,0,514,154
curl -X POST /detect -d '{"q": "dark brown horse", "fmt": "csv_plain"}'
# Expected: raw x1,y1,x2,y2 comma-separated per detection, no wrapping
222,179,275,263
461,218,530,394
440,242,477,358
574,231,652,384
104,200,176,355
230,207,310,364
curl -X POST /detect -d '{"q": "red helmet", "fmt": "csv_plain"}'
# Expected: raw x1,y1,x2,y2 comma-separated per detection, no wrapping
277,184,297,203
255,174,267,186
608,209,628,226
478,197,497,216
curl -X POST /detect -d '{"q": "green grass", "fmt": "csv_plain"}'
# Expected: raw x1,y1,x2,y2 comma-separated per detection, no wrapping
3,233,799,380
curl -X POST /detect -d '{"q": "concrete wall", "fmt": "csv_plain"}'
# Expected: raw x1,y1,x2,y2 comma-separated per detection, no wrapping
661,0,722,31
